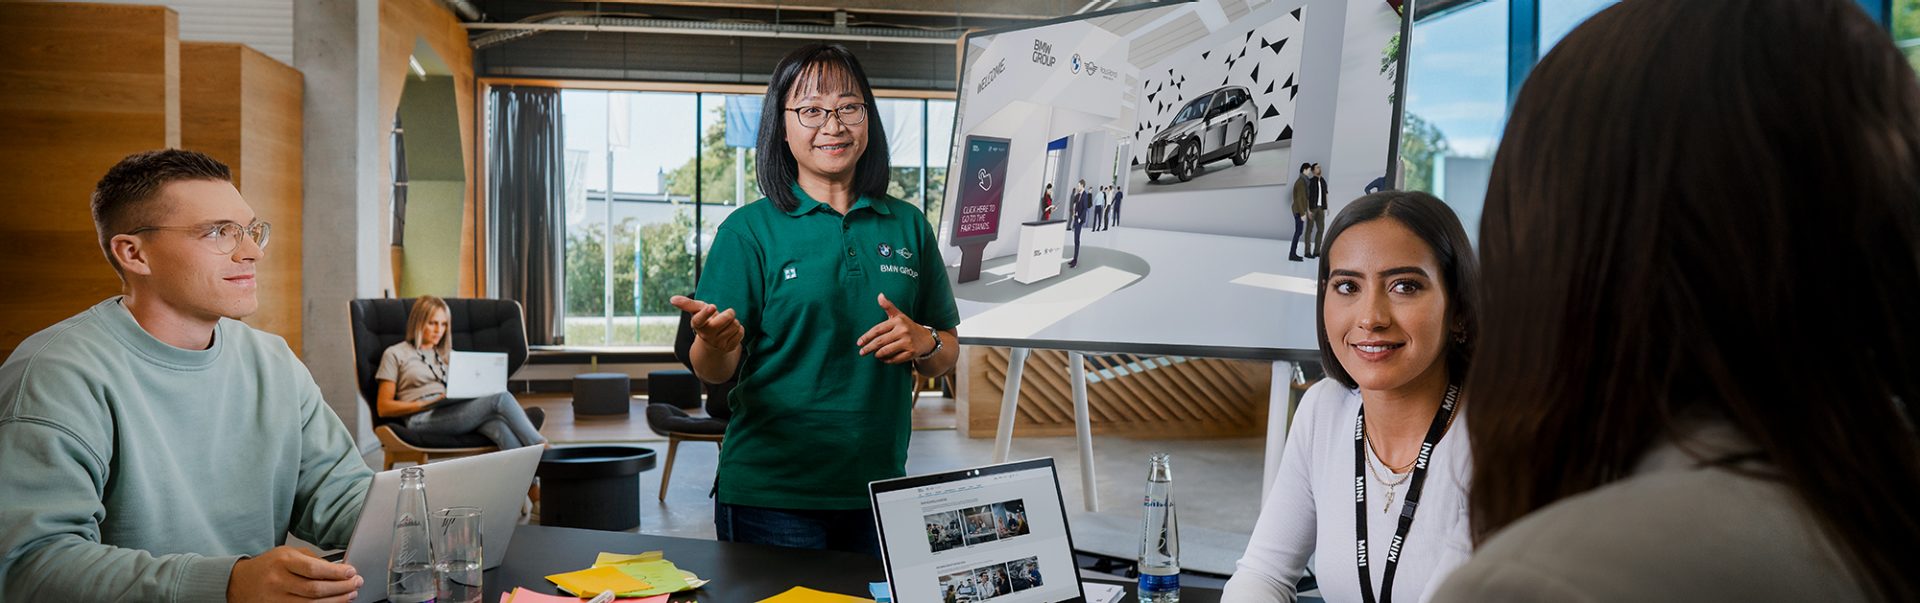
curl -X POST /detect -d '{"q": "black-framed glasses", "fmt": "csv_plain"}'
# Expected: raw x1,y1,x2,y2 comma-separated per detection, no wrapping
128,219,271,254
787,103,868,128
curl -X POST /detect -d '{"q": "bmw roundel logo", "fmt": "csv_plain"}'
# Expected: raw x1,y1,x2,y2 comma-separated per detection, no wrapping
1071,54,1082,73
878,243,893,258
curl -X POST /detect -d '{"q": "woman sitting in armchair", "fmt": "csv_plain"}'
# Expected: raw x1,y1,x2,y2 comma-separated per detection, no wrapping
375,295,548,449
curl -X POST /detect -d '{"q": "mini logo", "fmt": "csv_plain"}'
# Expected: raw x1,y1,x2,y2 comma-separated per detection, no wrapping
899,247,913,259
1071,54,1082,73
977,168,993,191
783,266,798,280
878,243,893,258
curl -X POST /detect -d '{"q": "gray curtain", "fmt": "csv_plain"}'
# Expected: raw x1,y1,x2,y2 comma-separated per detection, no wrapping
489,86,565,345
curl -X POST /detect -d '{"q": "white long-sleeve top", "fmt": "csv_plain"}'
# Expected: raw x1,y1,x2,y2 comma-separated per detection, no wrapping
1223,379,1474,603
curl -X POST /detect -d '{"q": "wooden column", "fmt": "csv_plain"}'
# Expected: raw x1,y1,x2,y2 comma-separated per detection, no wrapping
0,3,179,358
181,42,304,352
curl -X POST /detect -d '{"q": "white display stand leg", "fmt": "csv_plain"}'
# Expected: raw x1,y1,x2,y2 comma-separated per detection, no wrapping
1070,351,1098,512
992,348,1031,464
1262,360,1297,506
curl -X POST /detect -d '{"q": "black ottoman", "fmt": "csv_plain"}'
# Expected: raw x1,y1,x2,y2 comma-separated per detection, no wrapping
572,372,631,417
648,369,702,409
536,446,656,531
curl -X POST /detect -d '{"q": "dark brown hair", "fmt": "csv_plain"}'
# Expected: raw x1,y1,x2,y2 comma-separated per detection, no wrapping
91,149,233,274
1467,0,1920,598
1316,190,1477,389
756,44,891,213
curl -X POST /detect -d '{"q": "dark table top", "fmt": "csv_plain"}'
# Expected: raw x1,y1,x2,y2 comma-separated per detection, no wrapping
483,525,1222,602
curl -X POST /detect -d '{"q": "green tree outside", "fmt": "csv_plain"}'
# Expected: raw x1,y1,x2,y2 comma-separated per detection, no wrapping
1398,112,1450,194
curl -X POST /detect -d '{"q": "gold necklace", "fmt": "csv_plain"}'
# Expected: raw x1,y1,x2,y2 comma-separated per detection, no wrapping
1362,399,1460,513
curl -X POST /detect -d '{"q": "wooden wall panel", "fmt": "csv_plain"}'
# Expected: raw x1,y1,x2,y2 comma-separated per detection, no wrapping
0,3,179,358
965,347,1272,438
181,42,304,352
380,0,480,297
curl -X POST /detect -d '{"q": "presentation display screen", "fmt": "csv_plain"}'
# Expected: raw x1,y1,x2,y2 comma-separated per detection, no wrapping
872,460,1084,603
953,136,1013,242
934,0,1408,358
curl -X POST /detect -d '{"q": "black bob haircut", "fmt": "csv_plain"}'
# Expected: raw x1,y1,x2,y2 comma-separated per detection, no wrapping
756,44,892,213
1314,190,1478,389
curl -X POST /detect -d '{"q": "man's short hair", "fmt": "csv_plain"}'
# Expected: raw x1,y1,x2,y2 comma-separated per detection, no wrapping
92,149,234,275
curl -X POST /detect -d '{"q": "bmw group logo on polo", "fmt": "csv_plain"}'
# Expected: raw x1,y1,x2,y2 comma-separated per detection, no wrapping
878,243,893,258
1071,54,1082,74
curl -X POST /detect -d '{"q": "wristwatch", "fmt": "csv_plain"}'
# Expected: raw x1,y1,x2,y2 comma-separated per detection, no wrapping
916,324,943,361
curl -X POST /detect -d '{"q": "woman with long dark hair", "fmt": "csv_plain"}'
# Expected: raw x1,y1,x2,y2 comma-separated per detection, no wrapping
669,44,960,555
1226,191,1479,602
1435,0,1920,600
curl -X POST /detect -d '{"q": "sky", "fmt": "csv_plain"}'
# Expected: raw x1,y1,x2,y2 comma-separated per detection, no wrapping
1405,0,1618,157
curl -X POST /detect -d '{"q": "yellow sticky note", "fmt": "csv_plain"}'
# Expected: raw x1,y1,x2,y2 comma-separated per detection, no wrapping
545,566,653,597
593,551,664,566
755,586,875,603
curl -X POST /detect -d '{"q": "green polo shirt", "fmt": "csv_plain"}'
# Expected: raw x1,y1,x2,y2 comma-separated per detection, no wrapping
695,186,960,510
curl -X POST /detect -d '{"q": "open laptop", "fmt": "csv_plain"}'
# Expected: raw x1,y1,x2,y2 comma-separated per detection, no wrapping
343,446,543,602
444,350,510,400
870,458,1088,603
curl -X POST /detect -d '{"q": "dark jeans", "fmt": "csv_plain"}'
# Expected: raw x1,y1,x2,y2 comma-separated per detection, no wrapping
1070,221,1085,266
714,502,881,557
407,391,546,449
1290,213,1306,255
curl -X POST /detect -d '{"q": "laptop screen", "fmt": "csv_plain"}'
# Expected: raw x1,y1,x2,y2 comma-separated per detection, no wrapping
871,459,1086,603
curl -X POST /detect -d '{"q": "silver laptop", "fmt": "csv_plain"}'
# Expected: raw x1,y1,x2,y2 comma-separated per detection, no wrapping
445,351,510,399
344,446,543,602
870,458,1087,603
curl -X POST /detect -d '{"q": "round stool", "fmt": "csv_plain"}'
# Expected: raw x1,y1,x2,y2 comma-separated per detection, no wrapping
572,372,631,417
648,369,702,409
536,446,656,531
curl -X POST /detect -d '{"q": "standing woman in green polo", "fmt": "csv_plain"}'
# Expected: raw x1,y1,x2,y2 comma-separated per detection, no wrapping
669,43,960,556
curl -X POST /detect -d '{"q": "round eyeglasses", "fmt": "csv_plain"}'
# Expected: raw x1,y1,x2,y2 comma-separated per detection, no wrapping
128,220,271,254
786,103,868,129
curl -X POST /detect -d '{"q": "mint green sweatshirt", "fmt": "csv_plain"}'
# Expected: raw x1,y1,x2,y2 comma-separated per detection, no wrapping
0,297,373,601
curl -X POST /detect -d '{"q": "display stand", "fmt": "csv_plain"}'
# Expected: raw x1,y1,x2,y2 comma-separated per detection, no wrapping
1069,351,1097,512
1262,360,1296,506
991,351,1300,513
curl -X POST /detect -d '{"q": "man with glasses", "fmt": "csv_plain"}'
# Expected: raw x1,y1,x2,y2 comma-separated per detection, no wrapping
0,149,373,602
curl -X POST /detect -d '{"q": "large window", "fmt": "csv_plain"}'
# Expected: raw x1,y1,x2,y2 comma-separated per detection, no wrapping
1402,0,1616,243
552,88,955,348
1898,0,1920,71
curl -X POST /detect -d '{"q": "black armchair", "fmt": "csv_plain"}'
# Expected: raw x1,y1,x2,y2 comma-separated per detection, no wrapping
349,297,544,469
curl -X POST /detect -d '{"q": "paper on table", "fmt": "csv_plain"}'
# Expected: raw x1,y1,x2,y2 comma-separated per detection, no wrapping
754,585,876,602
501,586,670,603
545,566,653,597
592,550,706,596
1082,583,1128,603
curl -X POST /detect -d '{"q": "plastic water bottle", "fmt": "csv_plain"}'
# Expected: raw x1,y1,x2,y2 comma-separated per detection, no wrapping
1138,452,1181,603
388,467,437,603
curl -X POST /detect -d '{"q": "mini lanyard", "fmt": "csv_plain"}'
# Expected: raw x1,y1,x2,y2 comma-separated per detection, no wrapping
1353,384,1459,603
420,346,446,384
